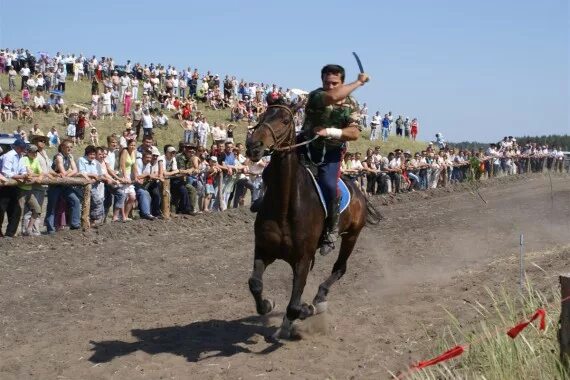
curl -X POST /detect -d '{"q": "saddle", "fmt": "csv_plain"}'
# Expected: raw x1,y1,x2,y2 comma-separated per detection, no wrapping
304,167,351,219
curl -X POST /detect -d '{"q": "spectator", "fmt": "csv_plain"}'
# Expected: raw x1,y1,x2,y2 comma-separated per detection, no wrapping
0,139,28,237
16,144,45,236
47,126,61,147
141,108,154,137
156,110,169,127
44,140,82,234
174,144,200,214
404,117,411,138
410,118,418,141
369,111,380,141
90,127,99,146
134,149,161,220
20,63,30,90
197,116,211,148
56,66,66,92
381,114,390,142
118,139,138,221
77,145,105,225
100,88,113,120
395,115,404,137
131,101,143,139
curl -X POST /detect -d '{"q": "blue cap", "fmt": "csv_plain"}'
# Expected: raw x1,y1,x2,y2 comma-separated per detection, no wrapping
13,139,27,149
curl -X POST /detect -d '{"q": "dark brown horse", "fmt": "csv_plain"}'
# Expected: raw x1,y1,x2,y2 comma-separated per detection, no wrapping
245,104,380,339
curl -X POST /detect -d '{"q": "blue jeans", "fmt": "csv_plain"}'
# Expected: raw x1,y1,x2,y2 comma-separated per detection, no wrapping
381,127,389,142
306,143,344,210
135,186,152,217
44,185,82,233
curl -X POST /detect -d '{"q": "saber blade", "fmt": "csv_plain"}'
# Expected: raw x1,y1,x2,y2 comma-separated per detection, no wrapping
352,52,364,73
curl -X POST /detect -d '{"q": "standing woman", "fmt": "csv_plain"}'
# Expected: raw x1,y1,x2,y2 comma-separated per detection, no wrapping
123,86,132,116
117,139,137,221
410,118,418,141
131,76,139,101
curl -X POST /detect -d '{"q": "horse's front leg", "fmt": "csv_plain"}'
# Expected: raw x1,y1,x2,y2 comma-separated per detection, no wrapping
274,257,313,340
248,253,275,316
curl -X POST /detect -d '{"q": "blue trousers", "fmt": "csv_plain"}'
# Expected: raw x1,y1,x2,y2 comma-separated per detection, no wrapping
305,143,344,210
44,185,81,233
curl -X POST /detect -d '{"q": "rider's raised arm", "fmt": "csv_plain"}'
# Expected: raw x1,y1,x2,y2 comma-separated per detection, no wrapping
321,73,369,106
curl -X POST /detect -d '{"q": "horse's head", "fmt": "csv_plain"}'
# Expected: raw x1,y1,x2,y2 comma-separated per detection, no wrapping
246,103,295,162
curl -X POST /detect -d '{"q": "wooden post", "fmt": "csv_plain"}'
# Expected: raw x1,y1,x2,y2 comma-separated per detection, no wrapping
81,184,91,230
161,178,171,219
527,158,531,174
560,274,570,370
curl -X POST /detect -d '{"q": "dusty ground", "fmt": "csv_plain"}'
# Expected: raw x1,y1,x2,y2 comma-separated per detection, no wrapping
0,174,569,380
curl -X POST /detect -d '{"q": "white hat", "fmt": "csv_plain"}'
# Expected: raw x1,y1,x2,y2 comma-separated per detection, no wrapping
151,146,160,156
209,156,217,162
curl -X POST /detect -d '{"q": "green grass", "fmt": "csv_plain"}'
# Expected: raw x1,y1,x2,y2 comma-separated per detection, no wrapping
0,74,427,156
401,283,567,380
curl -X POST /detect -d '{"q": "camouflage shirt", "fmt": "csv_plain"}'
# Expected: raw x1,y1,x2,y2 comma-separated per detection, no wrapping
302,88,361,149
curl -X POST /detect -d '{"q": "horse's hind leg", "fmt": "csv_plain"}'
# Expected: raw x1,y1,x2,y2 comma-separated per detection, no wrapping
274,257,312,339
248,254,275,315
312,233,359,313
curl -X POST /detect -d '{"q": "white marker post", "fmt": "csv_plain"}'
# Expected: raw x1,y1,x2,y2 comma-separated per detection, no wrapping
520,234,525,293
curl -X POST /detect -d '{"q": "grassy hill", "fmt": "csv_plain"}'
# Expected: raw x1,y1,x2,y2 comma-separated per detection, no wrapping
0,74,427,156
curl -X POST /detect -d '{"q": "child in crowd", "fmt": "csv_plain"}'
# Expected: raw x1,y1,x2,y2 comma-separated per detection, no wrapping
90,127,99,146
47,126,60,147
21,86,31,105
67,111,77,145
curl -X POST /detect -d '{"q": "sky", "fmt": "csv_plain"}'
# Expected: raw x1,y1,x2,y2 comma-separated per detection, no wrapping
0,0,568,142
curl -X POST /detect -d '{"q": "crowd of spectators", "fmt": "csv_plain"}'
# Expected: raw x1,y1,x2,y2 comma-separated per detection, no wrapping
342,136,567,195
360,105,420,142
0,48,567,238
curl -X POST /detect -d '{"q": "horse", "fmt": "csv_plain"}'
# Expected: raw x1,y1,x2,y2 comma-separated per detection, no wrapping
245,103,380,339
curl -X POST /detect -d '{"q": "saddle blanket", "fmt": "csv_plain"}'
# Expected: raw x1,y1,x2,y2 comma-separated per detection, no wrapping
305,168,351,219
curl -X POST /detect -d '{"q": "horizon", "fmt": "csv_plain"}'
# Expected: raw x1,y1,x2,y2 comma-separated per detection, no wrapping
0,0,568,142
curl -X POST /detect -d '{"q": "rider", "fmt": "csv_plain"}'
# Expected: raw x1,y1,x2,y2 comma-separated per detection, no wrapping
303,64,369,255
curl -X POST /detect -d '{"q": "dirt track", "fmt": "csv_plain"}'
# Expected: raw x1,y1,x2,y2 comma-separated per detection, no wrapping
1,174,569,379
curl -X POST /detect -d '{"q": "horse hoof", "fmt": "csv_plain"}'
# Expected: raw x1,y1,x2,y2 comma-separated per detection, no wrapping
314,302,328,314
271,328,291,341
263,299,276,314
299,302,316,320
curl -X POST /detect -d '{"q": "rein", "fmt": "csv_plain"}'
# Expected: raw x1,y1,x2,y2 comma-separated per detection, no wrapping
251,105,317,153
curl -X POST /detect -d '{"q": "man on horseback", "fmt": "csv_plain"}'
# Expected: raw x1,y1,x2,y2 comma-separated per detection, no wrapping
303,64,369,255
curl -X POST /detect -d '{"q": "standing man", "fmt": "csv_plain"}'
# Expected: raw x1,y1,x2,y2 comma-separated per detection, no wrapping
302,64,369,255
141,109,154,137
370,111,380,141
131,101,143,140
19,63,31,91
381,114,390,142
0,139,28,237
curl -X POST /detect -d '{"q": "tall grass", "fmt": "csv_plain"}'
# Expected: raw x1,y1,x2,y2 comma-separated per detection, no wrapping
400,283,567,380
0,73,427,156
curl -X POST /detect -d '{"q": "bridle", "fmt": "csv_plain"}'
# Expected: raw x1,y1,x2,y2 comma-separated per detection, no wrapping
249,104,317,154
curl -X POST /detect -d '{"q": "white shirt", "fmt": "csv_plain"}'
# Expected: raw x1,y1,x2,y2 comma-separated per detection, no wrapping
102,92,112,105
142,114,153,129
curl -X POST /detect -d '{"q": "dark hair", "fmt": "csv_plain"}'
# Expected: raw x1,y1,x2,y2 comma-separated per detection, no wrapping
321,64,345,83
84,145,97,156
164,144,173,154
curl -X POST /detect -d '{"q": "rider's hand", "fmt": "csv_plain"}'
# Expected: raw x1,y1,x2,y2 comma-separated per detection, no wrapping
357,73,369,85
313,127,328,137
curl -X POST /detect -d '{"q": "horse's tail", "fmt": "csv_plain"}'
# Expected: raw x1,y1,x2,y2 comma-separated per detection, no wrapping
365,195,383,225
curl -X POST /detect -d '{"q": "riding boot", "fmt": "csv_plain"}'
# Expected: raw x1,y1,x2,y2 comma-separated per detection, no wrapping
319,197,340,256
